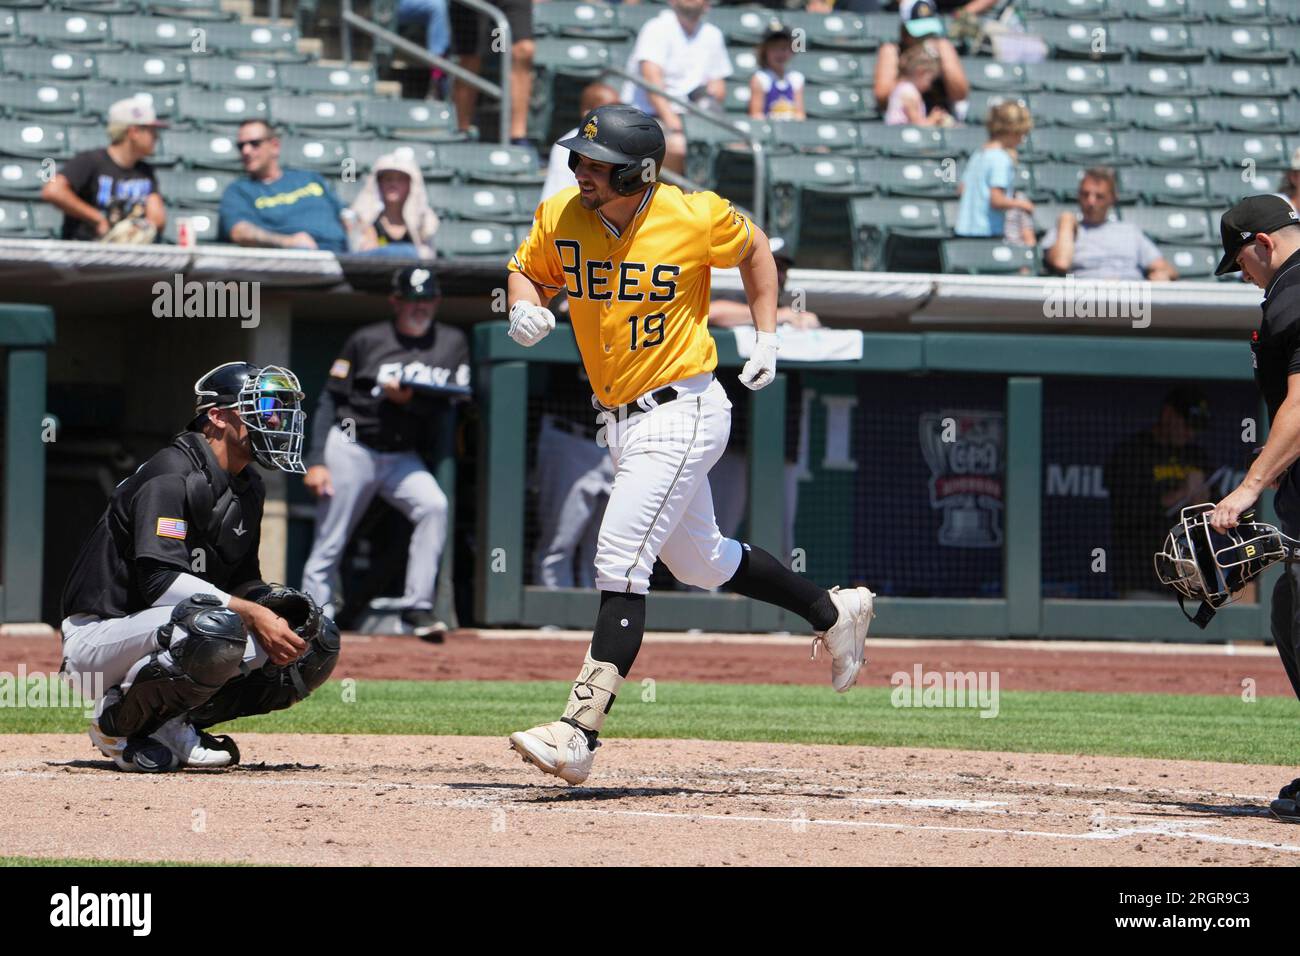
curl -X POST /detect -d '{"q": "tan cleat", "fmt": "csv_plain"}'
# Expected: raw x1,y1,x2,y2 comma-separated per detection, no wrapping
810,585,876,693
509,720,597,785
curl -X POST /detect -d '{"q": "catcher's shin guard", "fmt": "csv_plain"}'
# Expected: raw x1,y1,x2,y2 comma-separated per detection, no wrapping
98,594,247,739
189,617,340,728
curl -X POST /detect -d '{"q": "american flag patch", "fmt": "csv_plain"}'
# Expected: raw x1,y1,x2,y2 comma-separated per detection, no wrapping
156,517,187,540
329,358,351,378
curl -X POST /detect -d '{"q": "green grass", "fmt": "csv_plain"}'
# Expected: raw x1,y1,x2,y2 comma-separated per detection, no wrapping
0,856,243,867
2,679,1296,765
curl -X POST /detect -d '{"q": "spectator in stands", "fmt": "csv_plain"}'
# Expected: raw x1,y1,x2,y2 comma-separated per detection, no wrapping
873,0,970,124
1042,168,1178,281
449,0,535,147
954,102,1033,240
884,47,950,126
1274,148,1300,212
749,25,805,121
218,120,348,252
398,0,452,99
42,96,166,243
622,0,733,175
1104,386,1210,599
542,81,621,201
348,152,440,258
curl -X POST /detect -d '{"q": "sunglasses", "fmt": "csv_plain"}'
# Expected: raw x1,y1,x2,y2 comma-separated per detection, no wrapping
237,137,268,151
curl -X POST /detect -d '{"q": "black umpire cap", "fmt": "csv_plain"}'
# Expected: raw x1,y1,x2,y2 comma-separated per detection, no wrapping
393,265,440,300
1215,194,1300,276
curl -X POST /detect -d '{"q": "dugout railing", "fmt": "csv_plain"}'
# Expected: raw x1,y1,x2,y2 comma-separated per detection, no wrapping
473,320,1274,642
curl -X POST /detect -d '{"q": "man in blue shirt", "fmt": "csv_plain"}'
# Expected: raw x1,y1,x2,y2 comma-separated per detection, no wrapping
218,119,348,253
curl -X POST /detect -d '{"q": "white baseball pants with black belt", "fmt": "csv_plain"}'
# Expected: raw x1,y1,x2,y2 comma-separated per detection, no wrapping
594,371,743,595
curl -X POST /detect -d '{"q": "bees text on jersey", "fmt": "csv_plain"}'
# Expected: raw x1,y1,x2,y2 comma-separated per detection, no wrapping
508,183,755,407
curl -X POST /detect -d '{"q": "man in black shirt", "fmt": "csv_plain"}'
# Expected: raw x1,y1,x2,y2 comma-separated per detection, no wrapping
301,266,470,641
1104,387,1211,597
1203,195,1300,821
60,362,338,772
40,95,167,242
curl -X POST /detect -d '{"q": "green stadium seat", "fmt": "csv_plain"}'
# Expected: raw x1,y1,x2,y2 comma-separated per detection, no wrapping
1030,201,1073,235
1,49,97,81
1188,63,1273,96
176,88,268,127
515,183,542,214
16,11,115,47
1201,131,1288,168
532,36,613,76
95,51,189,85
0,11,19,44
729,47,759,81
61,0,139,14
1120,22,1206,61
769,153,856,191
1107,62,1199,96
965,59,1036,93
280,134,348,171
110,15,200,51
1119,205,1212,243
1112,95,1205,132
357,98,458,140
1283,103,1300,136
1162,245,1219,278
431,143,540,184
1019,0,1113,16
333,175,362,207
0,119,68,159
435,220,518,260
0,81,82,118
942,125,988,158
802,83,872,120
1029,93,1114,128
799,52,870,86
860,158,960,199
80,85,176,122
1127,0,1195,20
187,57,277,90
1029,163,1085,201
1119,166,1210,204
202,22,305,61
164,129,243,169
1023,127,1118,165
135,0,236,20
1189,0,1273,23
154,167,235,206
0,158,44,198
615,4,661,37
0,0,47,8
771,119,861,153
276,63,373,95
940,239,1037,275
1206,166,1287,204
534,2,625,39
1201,97,1289,133
682,113,769,189
0,200,33,234
162,206,218,244
1193,23,1287,61
856,123,946,159
268,94,358,131
29,199,62,237
1022,61,1113,94
782,11,876,52
709,7,783,46
849,195,947,270
1115,129,1201,166
1027,19,1122,59
343,139,440,176
427,182,525,222
965,90,1029,124
721,78,754,116
862,12,902,46
65,122,107,154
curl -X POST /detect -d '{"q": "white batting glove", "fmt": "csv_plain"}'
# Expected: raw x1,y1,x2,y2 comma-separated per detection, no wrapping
508,300,556,347
739,331,780,391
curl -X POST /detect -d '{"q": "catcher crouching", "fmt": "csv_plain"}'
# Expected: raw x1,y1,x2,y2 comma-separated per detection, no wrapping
58,362,340,772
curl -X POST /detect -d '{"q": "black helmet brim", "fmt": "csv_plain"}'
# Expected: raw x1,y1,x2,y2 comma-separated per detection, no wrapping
557,134,641,167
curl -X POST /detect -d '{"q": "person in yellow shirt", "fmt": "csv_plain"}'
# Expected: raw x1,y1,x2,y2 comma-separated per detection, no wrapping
505,104,877,785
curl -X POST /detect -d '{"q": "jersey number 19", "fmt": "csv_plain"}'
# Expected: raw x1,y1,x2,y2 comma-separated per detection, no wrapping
628,312,666,351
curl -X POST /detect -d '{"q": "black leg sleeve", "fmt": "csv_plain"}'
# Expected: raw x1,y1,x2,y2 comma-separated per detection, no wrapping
722,543,839,632
1272,564,1300,701
590,590,646,679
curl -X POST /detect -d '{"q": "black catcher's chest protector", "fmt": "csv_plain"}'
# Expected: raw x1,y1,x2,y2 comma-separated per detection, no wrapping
171,432,263,574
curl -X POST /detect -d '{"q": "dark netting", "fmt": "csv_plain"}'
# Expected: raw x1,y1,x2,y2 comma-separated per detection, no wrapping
1041,377,1260,600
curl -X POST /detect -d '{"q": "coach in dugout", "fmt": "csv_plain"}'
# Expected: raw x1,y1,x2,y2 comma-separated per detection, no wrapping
1041,167,1177,282
300,266,470,642
217,119,348,252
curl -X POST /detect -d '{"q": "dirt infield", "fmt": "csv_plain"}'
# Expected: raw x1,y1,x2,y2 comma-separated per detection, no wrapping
1,630,1290,696
2,734,1296,866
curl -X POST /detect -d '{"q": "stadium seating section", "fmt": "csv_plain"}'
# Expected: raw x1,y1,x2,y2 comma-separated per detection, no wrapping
2,0,1297,274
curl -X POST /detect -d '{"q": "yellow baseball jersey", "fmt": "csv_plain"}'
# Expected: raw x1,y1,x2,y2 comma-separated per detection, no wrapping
508,183,755,407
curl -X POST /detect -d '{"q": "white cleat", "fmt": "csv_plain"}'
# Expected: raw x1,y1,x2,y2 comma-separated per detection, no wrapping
88,722,176,773
151,717,240,768
508,720,596,785
811,585,876,693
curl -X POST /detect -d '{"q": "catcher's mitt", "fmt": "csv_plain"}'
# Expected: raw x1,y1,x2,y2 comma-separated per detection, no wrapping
236,582,325,641
102,216,158,245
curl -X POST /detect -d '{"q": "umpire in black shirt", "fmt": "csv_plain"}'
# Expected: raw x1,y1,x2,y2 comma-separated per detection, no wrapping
1205,196,1300,820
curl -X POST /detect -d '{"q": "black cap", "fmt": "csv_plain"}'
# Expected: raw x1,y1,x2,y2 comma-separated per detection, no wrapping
762,20,792,43
393,265,440,300
1215,194,1300,276
1164,385,1209,430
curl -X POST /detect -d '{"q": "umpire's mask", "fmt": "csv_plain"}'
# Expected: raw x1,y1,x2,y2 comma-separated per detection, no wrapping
1154,503,1288,627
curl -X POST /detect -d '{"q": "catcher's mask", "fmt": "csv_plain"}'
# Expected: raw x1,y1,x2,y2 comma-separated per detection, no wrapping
1154,503,1289,628
192,361,307,474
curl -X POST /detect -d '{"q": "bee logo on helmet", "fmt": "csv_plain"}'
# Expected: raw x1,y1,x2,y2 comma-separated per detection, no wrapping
582,116,599,140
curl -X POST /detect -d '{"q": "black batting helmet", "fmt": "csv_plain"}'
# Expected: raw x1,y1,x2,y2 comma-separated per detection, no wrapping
557,104,666,197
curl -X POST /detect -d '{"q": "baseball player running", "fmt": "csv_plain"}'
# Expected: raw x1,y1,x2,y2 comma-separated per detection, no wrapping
504,104,876,785
59,362,340,771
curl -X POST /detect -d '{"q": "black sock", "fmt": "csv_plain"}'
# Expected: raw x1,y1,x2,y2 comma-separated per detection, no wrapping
563,591,646,746
723,543,839,631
